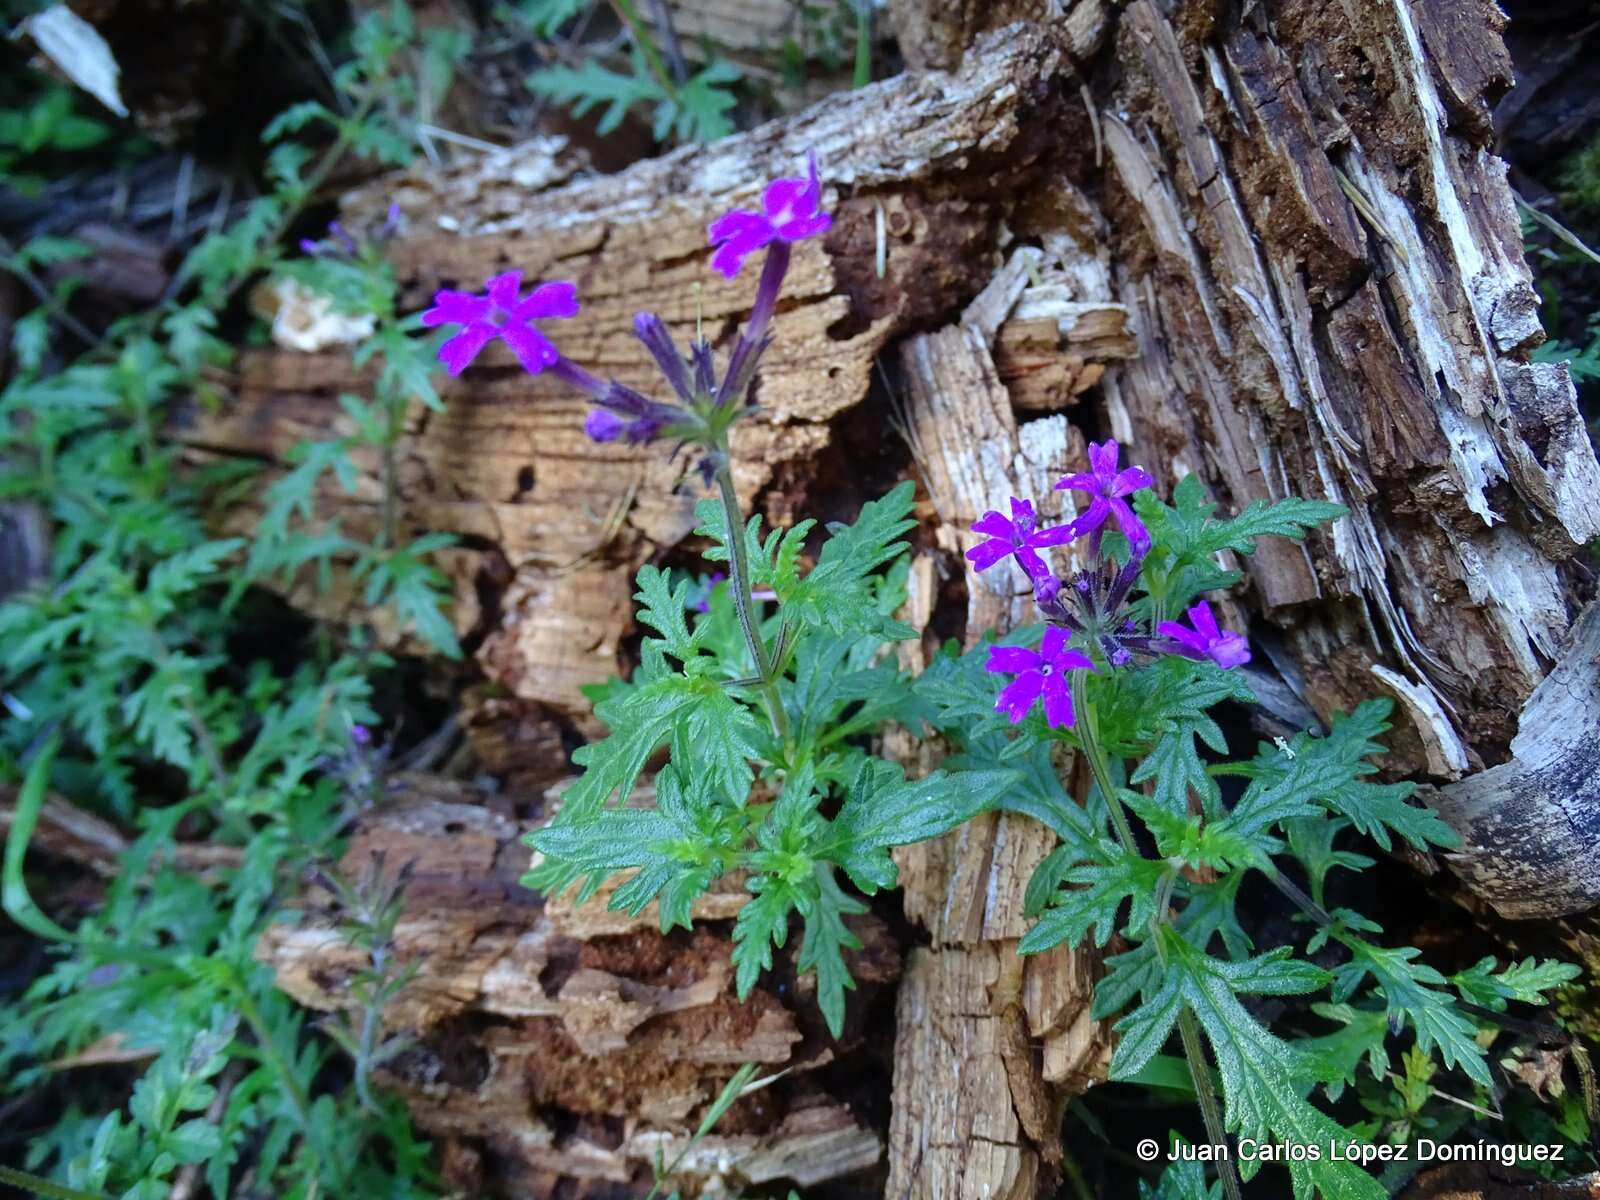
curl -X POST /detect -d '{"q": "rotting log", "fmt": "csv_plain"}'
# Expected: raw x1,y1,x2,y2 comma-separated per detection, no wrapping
179,25,1087,710
255,773,897,1197
204,3,1600,1196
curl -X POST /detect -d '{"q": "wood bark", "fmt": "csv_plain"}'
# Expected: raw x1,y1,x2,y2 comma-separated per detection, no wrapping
206,2,1600,1196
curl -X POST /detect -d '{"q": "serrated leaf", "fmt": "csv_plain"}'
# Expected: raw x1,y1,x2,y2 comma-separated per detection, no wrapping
1451,956,1581,1010
820,759,1005,894
795,864,865,1038
1335,941,1490,1086
524,765,734,928
732,879,794,999
1018,841,1166,953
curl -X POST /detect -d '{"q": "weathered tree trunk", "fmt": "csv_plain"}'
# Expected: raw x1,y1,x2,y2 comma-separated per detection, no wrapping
213,2,1600,1195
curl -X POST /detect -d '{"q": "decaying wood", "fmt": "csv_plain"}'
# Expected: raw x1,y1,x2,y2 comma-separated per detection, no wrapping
255,774,896,1195
0,790,243,876
881,250,1112,1199
1432,602,1600,920
180,26,1086,709
1095,0,1600,774
216,3,1600,1194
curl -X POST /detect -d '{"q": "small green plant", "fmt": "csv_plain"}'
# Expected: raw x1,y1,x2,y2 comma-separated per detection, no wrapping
522,0,742,143
0,4,465,1194
419,155,988,1036
918,464,1582,1198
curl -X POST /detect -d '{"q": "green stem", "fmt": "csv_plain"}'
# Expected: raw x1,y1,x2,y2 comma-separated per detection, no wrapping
228,969,314,1129
851,0,872,88
1176,1005,1243,1200
1072,670,1138,855
610,0,677,101
713,462,789,746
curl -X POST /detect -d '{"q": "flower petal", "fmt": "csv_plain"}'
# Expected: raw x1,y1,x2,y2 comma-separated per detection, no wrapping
986,644,1042,675
1007,496,1036,531
1028,520,1079,548
995,673,1044,723
421,290,489,328
1015,546,1052,581
1187,601,1220,641
1110,465,1155,497
1040,625,1068,662
708,209,771,246
1109,498,1151,552
1054,471,1099,494
515,279,580,321
437,322,495,375
762,175,812,223
778,211,831,242
498,321,560,374
965,538,1014,571
1087,439,1119,481
1041,674,1075,728
486,270,523,309
1208,632,1251,669
971,509,1017,540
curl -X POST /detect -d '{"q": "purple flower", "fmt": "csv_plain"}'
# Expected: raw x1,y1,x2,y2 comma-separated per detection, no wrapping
421,272,580,376
1157,601,1251,669
707,150,832,280
691,571,727,614
985,627,1097,728
351,724,372,747
967,497,1077,581
1055,440,1155,553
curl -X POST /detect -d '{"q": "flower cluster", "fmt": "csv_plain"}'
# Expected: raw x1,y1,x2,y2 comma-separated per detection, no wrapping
419,152,832,467
967,440,1250,729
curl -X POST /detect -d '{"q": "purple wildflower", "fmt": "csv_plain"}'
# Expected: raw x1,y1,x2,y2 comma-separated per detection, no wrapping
1055,440,1155,553
1158,601,1251,669
421,272,579,376
985,627,1096,728
351,724,373,747
707,150,832,280
967,497,1077,581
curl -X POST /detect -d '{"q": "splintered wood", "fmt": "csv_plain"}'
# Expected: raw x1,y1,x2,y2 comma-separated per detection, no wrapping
885,244,1113,1200
1098,0,1600,770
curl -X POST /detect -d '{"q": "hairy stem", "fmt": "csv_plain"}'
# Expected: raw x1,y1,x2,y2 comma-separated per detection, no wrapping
713,462,789,746
1072,669,1138,855
1176,1004,1243,1200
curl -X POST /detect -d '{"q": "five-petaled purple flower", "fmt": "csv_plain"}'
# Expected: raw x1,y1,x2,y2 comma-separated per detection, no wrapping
707,150,832,280
1158,601,1251,669
985,627,1097,728
967,497,1076,582
1055,440,1155,553
422,271,579,376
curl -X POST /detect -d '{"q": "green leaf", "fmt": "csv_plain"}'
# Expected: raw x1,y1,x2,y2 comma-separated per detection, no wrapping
775,481,918,640
732,879,795,1000
524,765,736,928
795,864,865,1038
1334,941,1490,1086
634,565,706,663
820,759,1005,894
1018,840,1167,953
1153,930,1382,1200
1450,956,1581,1010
